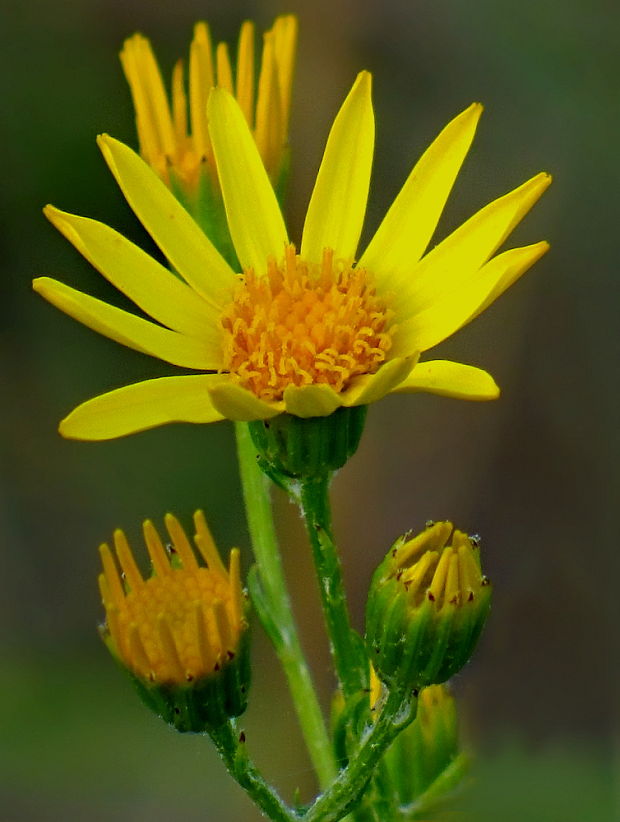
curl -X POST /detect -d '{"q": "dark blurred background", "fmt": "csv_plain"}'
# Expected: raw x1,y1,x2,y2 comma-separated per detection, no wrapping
1,0,617,819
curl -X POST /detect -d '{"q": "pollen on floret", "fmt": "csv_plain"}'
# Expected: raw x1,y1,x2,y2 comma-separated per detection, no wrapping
220,245,396,402
98,512,245,686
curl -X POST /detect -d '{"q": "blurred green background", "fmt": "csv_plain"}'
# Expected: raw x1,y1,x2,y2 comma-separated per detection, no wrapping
1,0,616,819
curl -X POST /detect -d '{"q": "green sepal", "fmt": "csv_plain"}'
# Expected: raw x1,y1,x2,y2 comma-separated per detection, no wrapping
169,165,238,268
273,147,291,209
366,578,492,692
129,629,251,733
248,404,367,481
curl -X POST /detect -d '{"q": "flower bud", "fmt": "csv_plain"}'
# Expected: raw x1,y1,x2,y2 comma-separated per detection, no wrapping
366,522,491,692
98,510,250,732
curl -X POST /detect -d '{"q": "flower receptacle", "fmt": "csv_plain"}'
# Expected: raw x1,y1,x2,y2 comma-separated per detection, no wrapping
248,404,367,481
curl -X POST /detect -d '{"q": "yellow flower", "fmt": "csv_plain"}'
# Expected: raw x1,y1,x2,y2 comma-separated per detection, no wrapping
120,15,297,191
34,72,550,440
99,510,246,686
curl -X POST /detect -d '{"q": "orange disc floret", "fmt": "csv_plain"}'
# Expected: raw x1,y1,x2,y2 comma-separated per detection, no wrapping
221,245,396,402
98,511,246,686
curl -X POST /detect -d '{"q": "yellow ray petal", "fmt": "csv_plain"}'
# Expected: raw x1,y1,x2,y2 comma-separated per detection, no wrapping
403,172,552,314
113,529,143,591
254,31,283,178
193,510,228,578
33,277,217,370
120,34,176,165
341,355,418,407
301,71,374,265
97,135,236,305
189,22,215,160
391,360,499,401
235,21,255,126
207,381,282,421
215,42,234,93
44,206,220,344
271,15,297,136
359,103,483,286
283,383,342,418
469,241,550,321
59,375,226,440
142,520,171,577
394,241,549,355
207,87,288,274
164,513,199,570
172,59,188,143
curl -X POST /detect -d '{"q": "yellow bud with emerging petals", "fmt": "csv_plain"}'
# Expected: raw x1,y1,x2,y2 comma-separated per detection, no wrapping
366,522,491,693
98,510,250,732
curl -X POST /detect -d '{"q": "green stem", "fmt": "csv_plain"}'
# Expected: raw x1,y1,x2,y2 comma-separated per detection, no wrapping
235,422,336,789
398,751,470,819
305,690,418,822
210,720,299,822
299,474,365,701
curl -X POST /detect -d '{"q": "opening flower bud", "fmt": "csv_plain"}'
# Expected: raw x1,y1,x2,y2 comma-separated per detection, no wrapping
366,522,491,692
98,510,250,732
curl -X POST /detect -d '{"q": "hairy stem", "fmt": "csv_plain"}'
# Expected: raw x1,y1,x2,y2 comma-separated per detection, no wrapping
306,690,418,822
299,474,366,702
235,422,336,788
210,720,299,822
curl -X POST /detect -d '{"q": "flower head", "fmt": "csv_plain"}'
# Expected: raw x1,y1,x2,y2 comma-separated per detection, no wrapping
98,511,250,731
366,521,492,691
100,510,246,685
35,72,550,440
121,15,296,192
